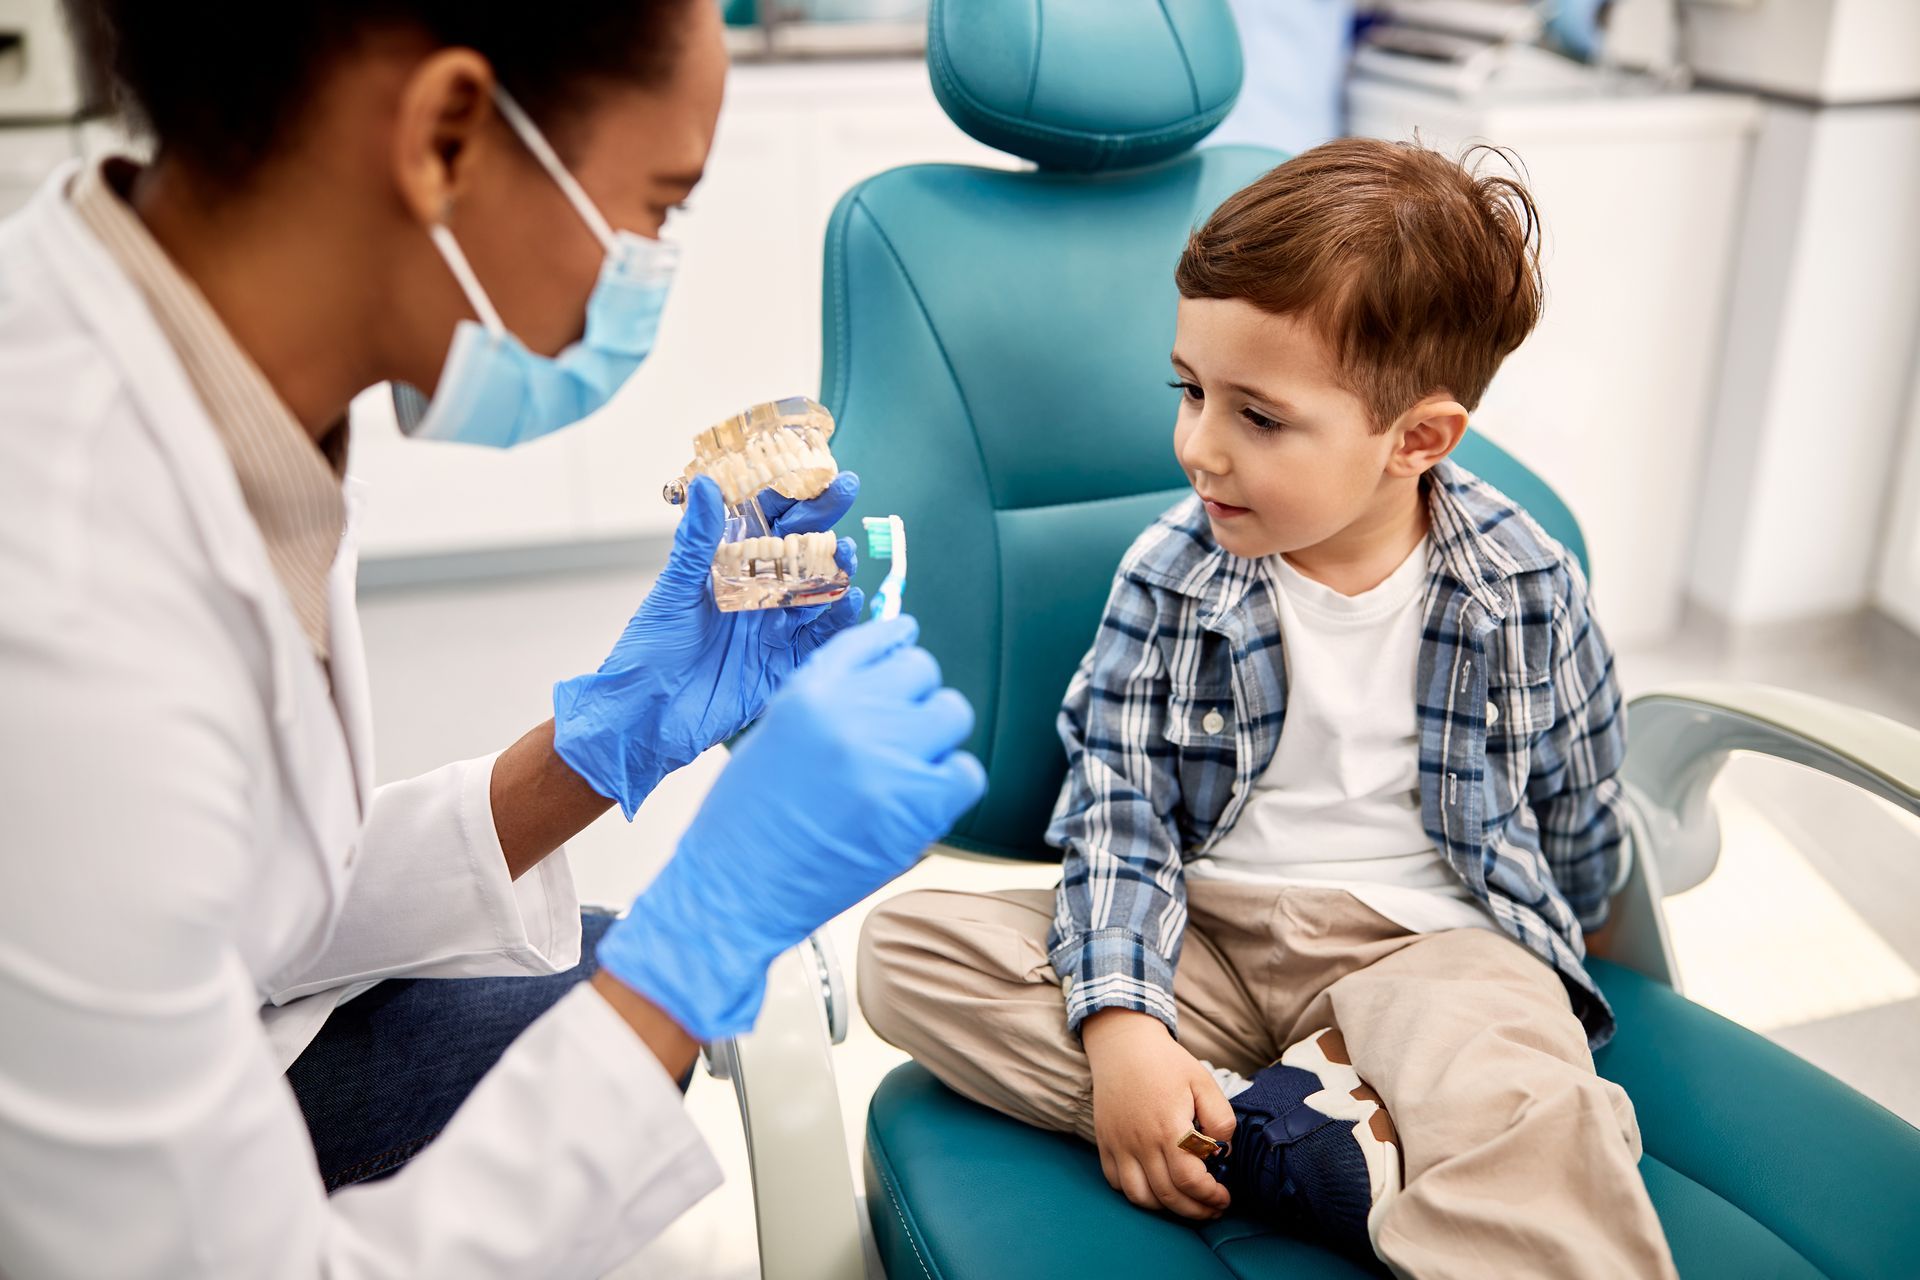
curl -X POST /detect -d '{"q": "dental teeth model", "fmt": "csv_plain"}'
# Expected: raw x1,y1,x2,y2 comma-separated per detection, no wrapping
663,396,851,612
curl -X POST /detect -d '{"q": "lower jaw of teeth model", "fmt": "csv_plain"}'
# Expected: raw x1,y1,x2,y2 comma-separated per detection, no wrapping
663,396,851,612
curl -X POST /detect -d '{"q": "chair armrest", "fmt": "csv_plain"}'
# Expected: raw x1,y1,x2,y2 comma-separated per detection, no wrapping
708,937,870,1280
1623,682,1920,896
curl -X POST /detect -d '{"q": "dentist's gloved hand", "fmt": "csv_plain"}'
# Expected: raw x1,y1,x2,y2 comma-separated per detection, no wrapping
596,615,986,1042
553,472,863,818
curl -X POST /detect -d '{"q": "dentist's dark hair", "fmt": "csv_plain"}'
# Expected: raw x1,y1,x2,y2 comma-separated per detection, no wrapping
62,0,700,188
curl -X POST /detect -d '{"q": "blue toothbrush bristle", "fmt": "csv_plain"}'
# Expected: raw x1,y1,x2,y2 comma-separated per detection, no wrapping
863,516,895,559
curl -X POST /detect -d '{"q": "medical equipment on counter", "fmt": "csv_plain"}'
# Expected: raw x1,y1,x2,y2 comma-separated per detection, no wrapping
663,395,850,612
0,0,98,219
1354,0,1604,98
863,514,906,621
0,0,87,120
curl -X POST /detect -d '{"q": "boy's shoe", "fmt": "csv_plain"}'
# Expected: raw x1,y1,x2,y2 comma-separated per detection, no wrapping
1213,1028,1402,1256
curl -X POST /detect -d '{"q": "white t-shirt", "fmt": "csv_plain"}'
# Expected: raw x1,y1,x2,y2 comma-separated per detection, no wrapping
1189,536,1495,935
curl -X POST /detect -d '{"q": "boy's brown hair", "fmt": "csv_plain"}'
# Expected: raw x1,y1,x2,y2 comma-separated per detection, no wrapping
1175,137,1544,429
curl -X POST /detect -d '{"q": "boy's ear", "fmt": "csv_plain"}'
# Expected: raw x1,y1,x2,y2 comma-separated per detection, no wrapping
1387,395,1469,479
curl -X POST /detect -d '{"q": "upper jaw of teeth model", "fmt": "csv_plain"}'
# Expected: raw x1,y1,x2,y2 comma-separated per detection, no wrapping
663,396,850,612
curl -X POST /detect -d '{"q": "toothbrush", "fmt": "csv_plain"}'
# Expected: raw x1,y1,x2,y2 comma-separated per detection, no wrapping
862,515,907,621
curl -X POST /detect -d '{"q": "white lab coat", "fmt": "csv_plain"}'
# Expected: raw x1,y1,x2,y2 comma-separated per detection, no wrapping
0,167,721,1277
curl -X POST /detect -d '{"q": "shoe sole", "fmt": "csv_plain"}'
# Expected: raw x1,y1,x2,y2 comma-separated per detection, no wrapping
1279,1028,1404,1251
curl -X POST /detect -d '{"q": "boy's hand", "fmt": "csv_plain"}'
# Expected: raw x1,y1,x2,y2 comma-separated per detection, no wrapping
1583,906,1620,960
1082,1009,1235,1221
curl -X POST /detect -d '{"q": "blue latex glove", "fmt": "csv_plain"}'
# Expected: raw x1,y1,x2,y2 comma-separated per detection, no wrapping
597,615,986,1041
553,472,863,818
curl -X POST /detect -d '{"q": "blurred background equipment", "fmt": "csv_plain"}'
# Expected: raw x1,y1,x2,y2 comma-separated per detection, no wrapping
0,0,90,215
1208,0,1358,153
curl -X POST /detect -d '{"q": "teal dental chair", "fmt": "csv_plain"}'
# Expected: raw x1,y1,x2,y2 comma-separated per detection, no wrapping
775,1,1920,1275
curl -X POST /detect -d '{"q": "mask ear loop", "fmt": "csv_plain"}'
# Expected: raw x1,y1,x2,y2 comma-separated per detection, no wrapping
427,221,508,337
492,86,620,256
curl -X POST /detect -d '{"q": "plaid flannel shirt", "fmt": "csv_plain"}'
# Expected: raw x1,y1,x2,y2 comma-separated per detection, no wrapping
1045,460,1628,1048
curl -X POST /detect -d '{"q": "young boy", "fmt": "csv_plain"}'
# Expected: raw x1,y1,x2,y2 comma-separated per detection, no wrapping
858,138,1677,1279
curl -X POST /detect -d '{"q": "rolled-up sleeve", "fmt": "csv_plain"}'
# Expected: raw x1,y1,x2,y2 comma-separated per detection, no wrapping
1528,562,1629,933
1045,571,1190,1037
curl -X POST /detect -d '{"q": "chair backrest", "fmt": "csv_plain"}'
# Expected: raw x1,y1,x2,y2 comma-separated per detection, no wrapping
825,0,1586,860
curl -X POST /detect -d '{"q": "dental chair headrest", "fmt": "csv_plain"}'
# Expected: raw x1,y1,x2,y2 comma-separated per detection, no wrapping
928,0,1244,172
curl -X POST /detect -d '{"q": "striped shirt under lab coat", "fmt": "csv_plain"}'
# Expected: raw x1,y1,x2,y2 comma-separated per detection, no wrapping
1045,460,1629,1048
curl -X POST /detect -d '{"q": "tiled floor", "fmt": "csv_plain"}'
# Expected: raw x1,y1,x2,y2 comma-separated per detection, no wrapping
356,567,1920,1278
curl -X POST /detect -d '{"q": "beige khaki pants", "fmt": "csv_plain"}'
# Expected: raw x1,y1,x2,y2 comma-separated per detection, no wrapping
859,880,1677,1280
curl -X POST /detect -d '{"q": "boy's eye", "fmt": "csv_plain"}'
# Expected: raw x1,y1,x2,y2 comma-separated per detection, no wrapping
1241,407,1284,433
1166,378,1203,403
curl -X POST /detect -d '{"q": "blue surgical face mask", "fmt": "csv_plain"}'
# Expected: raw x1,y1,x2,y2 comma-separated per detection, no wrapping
395,88,679,448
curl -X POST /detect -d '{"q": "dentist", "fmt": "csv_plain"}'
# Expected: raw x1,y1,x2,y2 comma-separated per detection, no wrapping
0,1,984,1275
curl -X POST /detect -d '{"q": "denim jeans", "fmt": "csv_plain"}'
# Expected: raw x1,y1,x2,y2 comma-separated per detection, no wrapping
287,907,620,1191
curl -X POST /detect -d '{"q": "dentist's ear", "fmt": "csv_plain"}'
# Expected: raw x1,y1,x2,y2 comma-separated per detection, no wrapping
391,48,500,226
1386,395,1469,480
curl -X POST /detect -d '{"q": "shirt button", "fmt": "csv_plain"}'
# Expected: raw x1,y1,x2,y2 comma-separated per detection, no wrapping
1486,699,1500,727
1202,708,1226,735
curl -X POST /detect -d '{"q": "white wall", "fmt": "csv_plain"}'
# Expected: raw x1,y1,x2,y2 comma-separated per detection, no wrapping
1688,101,1920,627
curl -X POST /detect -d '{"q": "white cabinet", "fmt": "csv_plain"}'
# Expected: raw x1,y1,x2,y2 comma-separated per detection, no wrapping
1872,347,1920,636
1678,0,1920,631
1691,102,1920,627
351,59,1013,563
1682,0,1920,105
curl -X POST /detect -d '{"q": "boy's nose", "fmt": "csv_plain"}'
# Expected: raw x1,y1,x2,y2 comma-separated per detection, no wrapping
1178,410,1233,478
